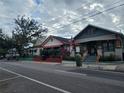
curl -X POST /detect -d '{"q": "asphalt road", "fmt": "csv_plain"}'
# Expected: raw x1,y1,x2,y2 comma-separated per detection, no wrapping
0,61,124,93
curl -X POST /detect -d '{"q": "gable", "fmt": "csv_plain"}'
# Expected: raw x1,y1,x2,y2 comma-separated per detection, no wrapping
34,37,46,46
74,25,119,40
43,37,63,48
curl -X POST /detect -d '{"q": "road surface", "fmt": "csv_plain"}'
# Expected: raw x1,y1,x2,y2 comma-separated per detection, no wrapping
0,61,124,93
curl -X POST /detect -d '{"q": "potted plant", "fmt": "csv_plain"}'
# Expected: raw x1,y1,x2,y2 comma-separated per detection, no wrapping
75,53,82,67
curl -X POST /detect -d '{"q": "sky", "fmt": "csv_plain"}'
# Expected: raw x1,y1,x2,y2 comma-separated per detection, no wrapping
0,0,124,38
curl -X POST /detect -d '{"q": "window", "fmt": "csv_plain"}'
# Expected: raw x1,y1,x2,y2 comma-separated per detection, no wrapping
108,41,114,51
103,42,108,52
86,28,95,35
102,41,115,52
50,38,53,42
34,49,37,53
29,50,32,53
87,29,90,35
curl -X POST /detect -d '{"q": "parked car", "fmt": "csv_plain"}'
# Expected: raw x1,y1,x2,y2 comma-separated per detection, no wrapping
0,56,4,59
6,48,20,60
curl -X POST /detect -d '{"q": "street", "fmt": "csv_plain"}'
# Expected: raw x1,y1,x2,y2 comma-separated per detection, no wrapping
0,61,124,93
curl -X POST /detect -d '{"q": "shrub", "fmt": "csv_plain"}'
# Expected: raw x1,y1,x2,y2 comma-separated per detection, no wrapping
40,49,61,58
63,56,75,61
100,54,121,62
75,53,82,67
52,49,61,56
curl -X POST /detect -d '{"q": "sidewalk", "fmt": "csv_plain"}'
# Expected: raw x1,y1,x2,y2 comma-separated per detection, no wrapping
19,60,60,65
61,60,124,72
3,60,124,72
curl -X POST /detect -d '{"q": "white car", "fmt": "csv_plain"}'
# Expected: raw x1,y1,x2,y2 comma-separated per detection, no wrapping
6,48,20,60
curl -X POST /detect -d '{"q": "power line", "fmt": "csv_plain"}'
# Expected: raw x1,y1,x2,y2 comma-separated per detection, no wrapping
43,2,92,23
76,0,123,16
56,2,124,30
44,0,123,24
44,0,124,31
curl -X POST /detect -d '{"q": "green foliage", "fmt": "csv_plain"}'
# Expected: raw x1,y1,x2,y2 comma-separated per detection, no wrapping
12,15,48,55
53,49,61,56
40,49,48,56
0,48,7,56
19,56,33,61
63,56,75,61
40,49,43,56
0,28,14,57
75,53,82,67
40,48,61,57
100,54,121,62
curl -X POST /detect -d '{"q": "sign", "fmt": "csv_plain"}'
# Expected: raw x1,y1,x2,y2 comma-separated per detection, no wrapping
76,46,80,52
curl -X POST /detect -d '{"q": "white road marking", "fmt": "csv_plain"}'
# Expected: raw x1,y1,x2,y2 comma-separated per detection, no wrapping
0,67,71,93
0,76,20,82
55,70,87,76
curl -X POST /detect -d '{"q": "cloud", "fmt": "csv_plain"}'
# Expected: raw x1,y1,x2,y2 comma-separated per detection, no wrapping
39,0,124,36
110,14,120,24
89,3,104,10
0,0,124,37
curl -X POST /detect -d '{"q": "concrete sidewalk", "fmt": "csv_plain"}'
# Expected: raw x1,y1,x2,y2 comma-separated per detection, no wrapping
2,60,124,72
19,60,60,65
61,60,124,72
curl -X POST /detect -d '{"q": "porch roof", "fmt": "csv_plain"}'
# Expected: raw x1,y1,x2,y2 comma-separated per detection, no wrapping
74,24,123,40
75,34,116,43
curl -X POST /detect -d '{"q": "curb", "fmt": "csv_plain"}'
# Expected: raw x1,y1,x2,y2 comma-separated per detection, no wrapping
19,61,60,65
61,63,124,72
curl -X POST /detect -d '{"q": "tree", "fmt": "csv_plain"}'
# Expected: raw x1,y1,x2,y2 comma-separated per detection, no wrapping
0,29,14,57
12,15,47,56
0,29,5,56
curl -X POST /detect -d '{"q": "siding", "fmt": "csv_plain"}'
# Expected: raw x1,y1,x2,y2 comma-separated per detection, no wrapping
76,34,116,43
75,26,115,40
44,38,63,47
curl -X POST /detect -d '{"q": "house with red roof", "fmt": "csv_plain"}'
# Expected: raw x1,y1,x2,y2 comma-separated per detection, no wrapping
32,35,73,62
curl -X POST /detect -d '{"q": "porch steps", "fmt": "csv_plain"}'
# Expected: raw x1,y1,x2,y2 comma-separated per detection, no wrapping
83,55,96,63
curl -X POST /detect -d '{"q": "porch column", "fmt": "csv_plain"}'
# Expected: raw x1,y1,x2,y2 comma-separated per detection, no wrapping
36,48,40,56
70,46,75,57
75,45,80,53
115,36,123,60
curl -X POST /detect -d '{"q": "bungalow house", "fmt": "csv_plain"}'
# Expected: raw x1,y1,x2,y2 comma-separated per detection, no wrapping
25,37,46,56
27,35,72,62
24,35,72,62
74,24,124,62
40,35,71,58
32,36,46,56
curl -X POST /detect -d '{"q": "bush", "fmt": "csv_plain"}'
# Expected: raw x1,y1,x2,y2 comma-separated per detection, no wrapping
75,53,82,67
100,54,121,62
52,49,61,57
40,49,61,58
63,56,75,61
0,48,7,57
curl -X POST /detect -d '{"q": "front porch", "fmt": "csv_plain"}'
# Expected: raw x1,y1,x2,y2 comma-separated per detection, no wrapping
75,39,123,62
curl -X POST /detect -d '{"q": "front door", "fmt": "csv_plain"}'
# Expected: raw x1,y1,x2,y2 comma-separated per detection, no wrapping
87,42,97,55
